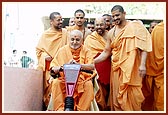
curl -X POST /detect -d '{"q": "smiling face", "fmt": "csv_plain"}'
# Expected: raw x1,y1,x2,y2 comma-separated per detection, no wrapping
51,14,63,30
111,9,125,25
95,17,106,36
69,30,83,50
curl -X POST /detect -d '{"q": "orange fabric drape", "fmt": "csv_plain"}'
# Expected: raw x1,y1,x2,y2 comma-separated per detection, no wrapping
84,31,111,110
85,31,111,85
146,22,164,76
36,28,68,71
36,28,68,107
110,20,152,111
143,22,164,111
50,45,95,111
85,31,106,58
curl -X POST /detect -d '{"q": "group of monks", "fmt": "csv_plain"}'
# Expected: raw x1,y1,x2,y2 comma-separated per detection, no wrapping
36,5,164,111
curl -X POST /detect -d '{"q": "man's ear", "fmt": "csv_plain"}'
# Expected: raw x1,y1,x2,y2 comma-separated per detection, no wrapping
50,20,53,25
123,11,126,16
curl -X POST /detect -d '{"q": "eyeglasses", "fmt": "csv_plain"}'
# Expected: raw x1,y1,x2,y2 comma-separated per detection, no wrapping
88,27,94,29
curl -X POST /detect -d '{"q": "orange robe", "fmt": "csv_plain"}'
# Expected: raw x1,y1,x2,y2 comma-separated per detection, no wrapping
109,20,152,111
84,31,111,110
36,28,68,107
50,45,95,111
144,22,164,111
66,25,91,41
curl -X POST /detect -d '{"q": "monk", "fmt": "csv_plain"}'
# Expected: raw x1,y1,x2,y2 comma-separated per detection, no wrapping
84,17,111,111
94,5,152,111
144,22,164,111
66,9,92,41
36,12,68,108
141,21,160,111
50,30,95,111
68,17,75,26
102,14,113,31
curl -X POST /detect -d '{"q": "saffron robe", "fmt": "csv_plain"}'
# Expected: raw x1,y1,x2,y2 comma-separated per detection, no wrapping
36,27,68,107
144,22,164,111
109,20,152,111
84,31,111,110
50,45,95,111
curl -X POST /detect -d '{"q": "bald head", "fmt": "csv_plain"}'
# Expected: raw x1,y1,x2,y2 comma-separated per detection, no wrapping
70,30,83,38
95,17,106,36
95,17,106,24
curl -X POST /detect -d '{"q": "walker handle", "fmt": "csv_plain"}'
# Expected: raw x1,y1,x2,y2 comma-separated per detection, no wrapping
50,66,93,79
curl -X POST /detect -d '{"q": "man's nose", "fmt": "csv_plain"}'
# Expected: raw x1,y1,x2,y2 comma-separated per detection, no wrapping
73,40,77,43
113,16,118,21
60,20,63,23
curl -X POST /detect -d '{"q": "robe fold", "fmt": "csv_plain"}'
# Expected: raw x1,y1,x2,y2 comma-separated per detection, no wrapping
36,28,68,107
50,45,95,111
143,22,164,111
109,20,152,111
84,31,111,110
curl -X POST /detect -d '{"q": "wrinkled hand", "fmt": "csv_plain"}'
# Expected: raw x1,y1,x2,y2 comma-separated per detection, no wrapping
68,59,78,64
139,64,146,78
45,55,52,61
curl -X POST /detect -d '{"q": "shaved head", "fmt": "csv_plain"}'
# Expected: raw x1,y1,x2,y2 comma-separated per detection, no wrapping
95,17,106,24
94,17,106,36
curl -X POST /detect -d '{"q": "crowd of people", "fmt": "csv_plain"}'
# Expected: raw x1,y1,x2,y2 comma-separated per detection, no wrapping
35,5,164,111
6,4,164,111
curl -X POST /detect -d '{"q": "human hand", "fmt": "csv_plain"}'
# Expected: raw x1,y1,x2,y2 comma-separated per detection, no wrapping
139,64,146,78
